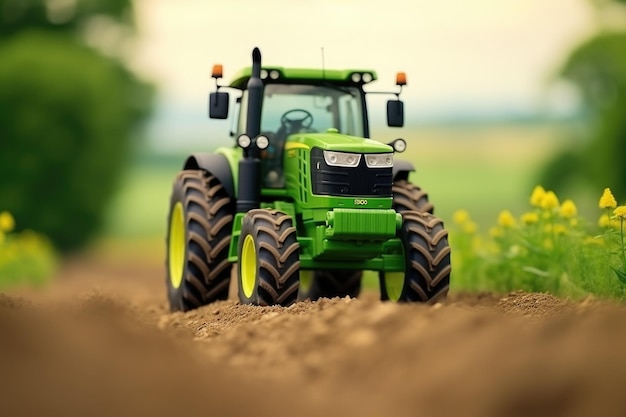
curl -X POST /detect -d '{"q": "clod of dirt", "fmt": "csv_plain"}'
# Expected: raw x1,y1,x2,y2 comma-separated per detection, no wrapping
498,290,572,318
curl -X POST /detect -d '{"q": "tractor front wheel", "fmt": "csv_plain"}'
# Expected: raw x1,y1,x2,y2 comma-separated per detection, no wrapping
238,209,300,306
379,211,450,303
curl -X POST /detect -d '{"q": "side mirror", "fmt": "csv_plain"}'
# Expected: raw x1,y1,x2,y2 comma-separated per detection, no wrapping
387,100,404,127
209,92,229,119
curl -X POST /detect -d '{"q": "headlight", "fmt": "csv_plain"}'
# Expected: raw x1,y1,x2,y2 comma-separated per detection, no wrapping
365,153,393,168
391,138,406,153
323,150,361,167
256,135,269,150
237,134,251,149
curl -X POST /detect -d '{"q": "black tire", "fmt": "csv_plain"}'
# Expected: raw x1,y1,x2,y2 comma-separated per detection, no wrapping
238,209,300,306
380,211,450,303
300,270,363,301
393,179,434,214
166,170,233,312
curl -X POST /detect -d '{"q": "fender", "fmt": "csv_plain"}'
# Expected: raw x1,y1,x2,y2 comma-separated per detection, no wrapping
393,159,415,182
184,153,235,198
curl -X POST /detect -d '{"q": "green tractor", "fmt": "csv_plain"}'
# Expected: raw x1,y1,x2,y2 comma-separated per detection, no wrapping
166,47,451,311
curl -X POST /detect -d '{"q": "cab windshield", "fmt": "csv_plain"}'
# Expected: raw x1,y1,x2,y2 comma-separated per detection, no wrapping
237,84,365,138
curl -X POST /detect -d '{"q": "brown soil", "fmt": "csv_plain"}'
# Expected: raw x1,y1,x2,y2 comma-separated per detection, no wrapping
3,253,626,417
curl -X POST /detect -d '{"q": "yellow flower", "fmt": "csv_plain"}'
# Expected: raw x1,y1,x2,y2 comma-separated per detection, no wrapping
462,221,477,234
540,191,559,210
553,224,567,235
453,209,471,225
543,238,553,250
599,214,620,229
599,188,617,209
497,210,516,228
521,212,539,225
530,185,546,207
599,214,611,228
489,226,504,238
559,199,577,219
0,211,15,233
614,206,626,219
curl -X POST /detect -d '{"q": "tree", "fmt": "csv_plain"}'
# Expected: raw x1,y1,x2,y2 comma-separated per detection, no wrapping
0,1,153,251
539,1,626,201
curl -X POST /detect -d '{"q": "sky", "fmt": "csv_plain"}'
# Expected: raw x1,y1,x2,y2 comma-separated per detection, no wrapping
130,0,595,148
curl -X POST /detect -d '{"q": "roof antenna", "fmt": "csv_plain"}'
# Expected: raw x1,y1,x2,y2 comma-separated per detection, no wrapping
321,46,326,80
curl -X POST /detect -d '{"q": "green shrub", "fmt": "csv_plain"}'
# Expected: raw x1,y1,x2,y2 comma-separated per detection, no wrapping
0,31,152,251
0,211,56,288
540,33,626,200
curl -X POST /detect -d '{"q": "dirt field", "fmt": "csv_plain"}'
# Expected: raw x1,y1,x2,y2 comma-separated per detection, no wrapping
4,252,626,417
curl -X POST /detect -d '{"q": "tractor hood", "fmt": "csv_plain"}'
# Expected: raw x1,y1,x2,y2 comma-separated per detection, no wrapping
285,129,393,154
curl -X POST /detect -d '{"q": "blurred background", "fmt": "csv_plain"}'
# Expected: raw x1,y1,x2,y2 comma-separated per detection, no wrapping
1,0,625,286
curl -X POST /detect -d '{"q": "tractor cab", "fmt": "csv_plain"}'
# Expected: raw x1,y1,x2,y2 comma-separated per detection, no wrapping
208,65,406,188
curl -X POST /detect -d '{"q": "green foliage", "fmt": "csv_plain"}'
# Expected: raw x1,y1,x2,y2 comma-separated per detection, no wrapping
540,30,626,200
0,31,153,251
0,0,135,37
560,32,626,105
0,211,57,289
450,186,626,301
0,0,153,252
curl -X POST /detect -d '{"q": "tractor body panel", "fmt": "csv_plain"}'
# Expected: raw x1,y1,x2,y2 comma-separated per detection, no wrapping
225,128,405,272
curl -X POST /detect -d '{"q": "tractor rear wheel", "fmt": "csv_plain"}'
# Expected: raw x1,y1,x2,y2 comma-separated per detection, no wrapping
300,270,362,301
393,179,434,214
379,211,450,303
166,170,233,312
238,209,300,306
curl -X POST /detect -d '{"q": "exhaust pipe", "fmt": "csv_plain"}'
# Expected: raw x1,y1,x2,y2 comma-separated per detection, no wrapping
237,47,264,213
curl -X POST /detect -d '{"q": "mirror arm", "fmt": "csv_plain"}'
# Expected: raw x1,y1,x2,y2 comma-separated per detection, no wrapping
364,87,403,99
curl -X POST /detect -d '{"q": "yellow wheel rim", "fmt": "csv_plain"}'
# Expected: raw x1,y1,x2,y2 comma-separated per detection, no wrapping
299,270,313,293
168,202,185,289
241,234,257,298
385,272,404,302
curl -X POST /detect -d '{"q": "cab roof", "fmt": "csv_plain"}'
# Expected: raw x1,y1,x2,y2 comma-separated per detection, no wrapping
228,67,378,89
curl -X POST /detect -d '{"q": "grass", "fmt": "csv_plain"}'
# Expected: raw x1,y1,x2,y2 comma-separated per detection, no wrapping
103,152,186,239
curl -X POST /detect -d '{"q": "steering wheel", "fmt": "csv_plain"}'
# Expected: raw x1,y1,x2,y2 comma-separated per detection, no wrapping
280,109,314,131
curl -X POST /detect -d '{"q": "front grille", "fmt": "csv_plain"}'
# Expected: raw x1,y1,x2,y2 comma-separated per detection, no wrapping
310,147,393,197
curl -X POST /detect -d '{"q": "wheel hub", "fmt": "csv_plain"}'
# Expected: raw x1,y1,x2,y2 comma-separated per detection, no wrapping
241,234,257,298
168,202,185,289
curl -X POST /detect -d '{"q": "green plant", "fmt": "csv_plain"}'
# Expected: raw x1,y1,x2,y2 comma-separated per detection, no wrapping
598,188,626,284
0,211,57,289
450,186,626,300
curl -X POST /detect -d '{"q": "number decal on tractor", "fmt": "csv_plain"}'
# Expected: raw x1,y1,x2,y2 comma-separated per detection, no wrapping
354,199,368,206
